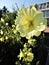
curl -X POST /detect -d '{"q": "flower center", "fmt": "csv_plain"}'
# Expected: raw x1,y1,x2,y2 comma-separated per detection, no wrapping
29,21,33,27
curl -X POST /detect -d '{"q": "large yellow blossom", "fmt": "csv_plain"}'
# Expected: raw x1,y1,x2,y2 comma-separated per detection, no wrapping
15,6,47,39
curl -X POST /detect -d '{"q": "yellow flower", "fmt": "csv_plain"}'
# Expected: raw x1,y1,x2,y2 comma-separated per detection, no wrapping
1,18,4,22
0,30,3,35
15,6,47,39
13,30,17,34
6,23,8,25
24,43,27,48
5,36,8,40
19,49,24,60
12,25,15,27
28,39,36,46
0,37,4,42
26,52,34,62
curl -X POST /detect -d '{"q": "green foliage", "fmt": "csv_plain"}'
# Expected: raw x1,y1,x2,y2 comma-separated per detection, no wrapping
0,18,21,43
